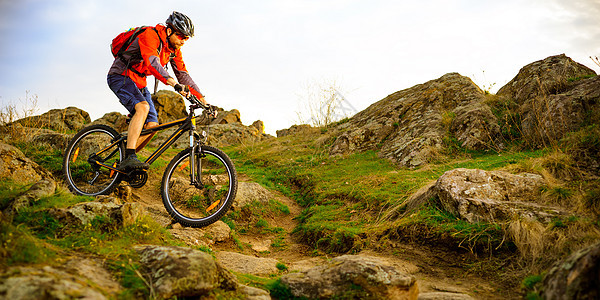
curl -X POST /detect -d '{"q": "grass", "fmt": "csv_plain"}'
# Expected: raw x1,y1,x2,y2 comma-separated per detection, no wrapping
226,129,549,255
0,178,186,297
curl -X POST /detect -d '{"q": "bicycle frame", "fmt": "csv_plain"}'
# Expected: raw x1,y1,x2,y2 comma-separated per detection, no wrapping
90,101,209,181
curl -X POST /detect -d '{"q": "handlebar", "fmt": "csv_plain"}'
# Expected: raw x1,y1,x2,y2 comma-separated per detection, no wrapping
187,94,217,118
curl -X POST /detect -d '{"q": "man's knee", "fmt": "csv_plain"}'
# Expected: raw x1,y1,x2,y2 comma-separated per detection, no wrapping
135,101,150,115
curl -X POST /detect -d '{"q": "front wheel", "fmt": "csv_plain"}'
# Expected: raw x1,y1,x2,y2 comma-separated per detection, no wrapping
161,145,237,228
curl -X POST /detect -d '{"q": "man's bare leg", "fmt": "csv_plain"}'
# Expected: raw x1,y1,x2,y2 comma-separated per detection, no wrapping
135,122,159,152
126,102,150,150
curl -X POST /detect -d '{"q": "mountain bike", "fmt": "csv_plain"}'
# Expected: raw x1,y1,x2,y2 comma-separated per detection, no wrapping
62,95,237,228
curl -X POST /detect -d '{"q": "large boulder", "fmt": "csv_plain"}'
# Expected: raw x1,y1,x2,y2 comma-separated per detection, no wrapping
11,106,90,132
0,142,52,184
198,123,274,148
497,54,596,105
542,241,600,300
0,259,121,300
4,178,56,216
49,196,145,228
91,111,129,133
330,73,500,168
152,90,187,123
402,168,565,223
497,54,599,147
134,245,238,299
280,254,418,300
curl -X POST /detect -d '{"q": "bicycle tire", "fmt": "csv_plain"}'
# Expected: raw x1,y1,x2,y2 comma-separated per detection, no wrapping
63,124,124,196
161,145,237,228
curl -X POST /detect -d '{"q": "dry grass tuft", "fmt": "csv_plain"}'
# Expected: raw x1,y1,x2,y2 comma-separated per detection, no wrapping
507,218,546,261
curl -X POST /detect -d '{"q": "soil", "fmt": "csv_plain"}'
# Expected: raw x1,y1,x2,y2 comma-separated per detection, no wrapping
130,153,518,299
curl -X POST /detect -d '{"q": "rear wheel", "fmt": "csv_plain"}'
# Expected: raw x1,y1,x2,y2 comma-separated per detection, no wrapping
161,145,237,228
63,125,124,196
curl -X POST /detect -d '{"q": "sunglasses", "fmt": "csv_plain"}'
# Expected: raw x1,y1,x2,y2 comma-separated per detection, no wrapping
175,32,190,41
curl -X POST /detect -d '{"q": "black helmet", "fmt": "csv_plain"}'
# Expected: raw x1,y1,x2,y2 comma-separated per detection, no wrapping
166,11,194,37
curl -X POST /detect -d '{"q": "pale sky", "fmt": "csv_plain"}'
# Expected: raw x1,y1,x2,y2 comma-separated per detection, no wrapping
1,0,599,135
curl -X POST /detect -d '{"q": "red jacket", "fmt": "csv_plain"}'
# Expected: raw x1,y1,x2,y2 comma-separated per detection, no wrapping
108,24,203,98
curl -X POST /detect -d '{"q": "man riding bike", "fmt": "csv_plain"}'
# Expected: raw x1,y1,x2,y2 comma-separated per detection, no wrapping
107,11,207,172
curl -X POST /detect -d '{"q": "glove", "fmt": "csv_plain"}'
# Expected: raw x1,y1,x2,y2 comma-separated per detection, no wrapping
174,84,190,96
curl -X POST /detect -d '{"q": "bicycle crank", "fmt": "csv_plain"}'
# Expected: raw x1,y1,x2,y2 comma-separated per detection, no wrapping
125,170,148,188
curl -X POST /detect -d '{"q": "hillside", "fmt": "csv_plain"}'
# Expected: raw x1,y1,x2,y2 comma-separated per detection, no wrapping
1,54,600,299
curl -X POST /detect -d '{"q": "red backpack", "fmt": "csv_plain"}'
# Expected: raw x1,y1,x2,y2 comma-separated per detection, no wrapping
110,26,162,76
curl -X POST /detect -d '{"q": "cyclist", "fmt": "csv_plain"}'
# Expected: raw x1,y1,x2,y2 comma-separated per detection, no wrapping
107,11,207,172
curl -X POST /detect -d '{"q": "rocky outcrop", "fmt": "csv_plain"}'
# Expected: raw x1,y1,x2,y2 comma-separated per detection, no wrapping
276,124,318,138
134,245,239,299
0,142,52,184
4,178,56,216
542,241,600,300
211,108,242,125
49,196,145,228
497,54,600,148
497,54,595,106
152,90,188,123
198,123,274,148
11,106,90,132
91,111,129,133
400,168,565,223
0,258,121,299
329,73,500,168
31,132,71,152
280,254,418,300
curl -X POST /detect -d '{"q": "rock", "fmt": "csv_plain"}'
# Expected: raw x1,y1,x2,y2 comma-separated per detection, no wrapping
4,178,56,215
50,197,121,225
149,122,274,149
0,264,115,299
168,227,211,247
235,182,274,208
251,120,265,134
497,54,600,148
120,202,145,226
63,258,123,296
134,245,238,299
152,90,187,123
31,132,71,152
216,251,279,275
276,124,317,138
237,284,271,300
450,102,500,150
280,254,418,300
12,106,91,132
418,292,475,300
542,241,600,300
169,220,231,247
497,54,595,106
329,73,499,168
91,111,129,133
49,196,145,228
204,220,231,242
211,108,242,125
403,168,565,223
0,142,52,184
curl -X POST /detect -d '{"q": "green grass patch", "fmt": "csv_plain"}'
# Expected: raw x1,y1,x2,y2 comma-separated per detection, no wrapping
225,129,548,253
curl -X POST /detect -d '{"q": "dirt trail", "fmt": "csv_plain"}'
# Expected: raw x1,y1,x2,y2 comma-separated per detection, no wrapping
129,163,511,299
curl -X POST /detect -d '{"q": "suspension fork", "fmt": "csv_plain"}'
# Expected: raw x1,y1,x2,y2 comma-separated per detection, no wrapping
188,116,204,188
